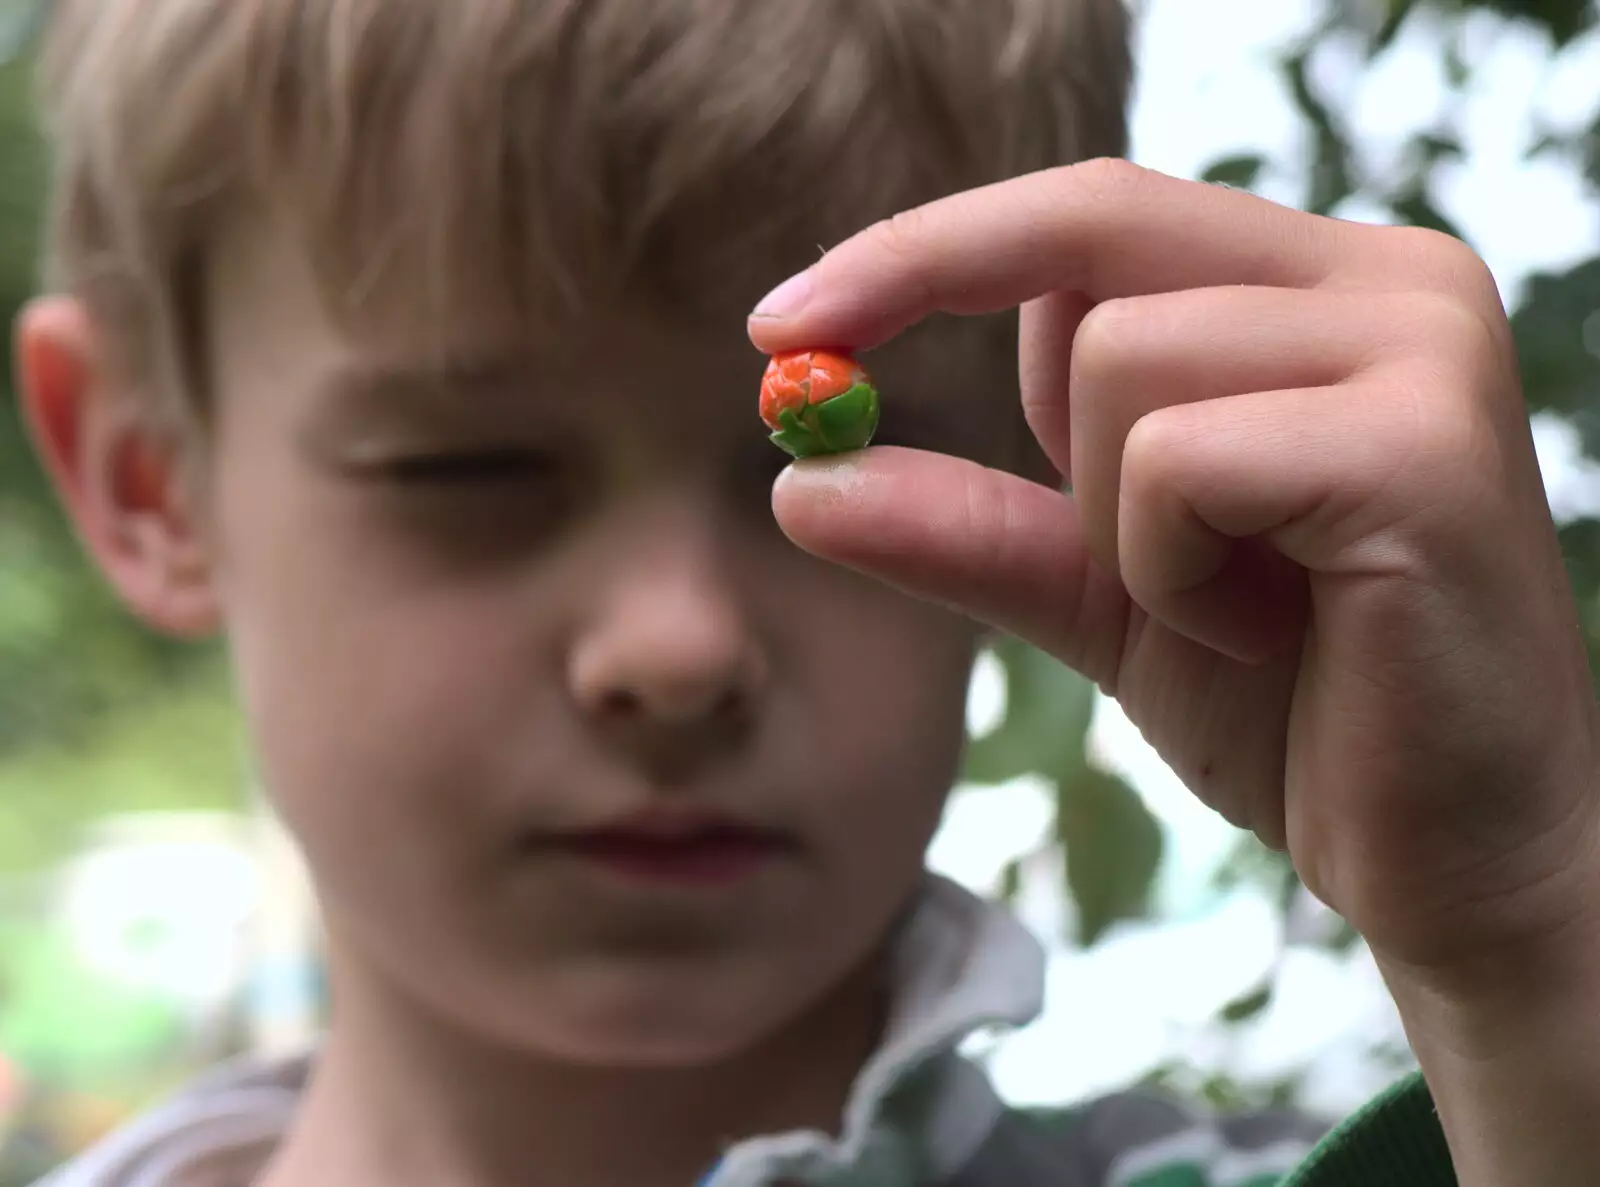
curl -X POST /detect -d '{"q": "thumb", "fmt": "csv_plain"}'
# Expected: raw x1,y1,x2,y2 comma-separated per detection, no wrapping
771,446,1123,687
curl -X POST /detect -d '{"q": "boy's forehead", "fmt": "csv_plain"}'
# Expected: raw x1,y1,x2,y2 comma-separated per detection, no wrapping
38,0,1128,447
205,196,1015,450
297,322,1006,434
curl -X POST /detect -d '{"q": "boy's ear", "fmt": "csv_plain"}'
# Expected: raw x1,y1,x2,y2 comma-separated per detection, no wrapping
15,296,221,639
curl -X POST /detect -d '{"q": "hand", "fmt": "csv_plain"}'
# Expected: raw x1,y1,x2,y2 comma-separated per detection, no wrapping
747,159,1600,1001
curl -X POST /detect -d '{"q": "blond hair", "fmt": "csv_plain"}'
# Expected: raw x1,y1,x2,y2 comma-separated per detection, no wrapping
35,0,1132,432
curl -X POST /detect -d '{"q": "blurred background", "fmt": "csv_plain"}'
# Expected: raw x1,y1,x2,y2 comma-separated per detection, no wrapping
0,0,1597,1180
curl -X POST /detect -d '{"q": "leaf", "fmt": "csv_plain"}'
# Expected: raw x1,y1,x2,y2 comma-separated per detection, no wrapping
1369,0,1421,56
1581,112,1600,192
1139,1059,1304,1114
1211,832,1295,894
1056,767,1163,946
1281,49,1357,216
1472,0,1595,47
1220,982,1274,1024
1558,519,1600,599
1390,184,1467,240
1201,154,1266,191
1509,258,1600,420
1557,518,1600,695
998,858,1022,905
1442,38,1471,89
1414,132,1465,164
1573,409,1600,461
962,637,1096,786
1327,919,1364,953
1525,129,1567,160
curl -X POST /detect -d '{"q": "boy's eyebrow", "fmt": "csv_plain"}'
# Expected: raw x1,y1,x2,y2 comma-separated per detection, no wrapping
296,354,546,452
310,355,535,422
324,355,533,405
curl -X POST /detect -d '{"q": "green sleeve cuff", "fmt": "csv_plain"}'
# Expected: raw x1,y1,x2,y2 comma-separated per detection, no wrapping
1283,1072,1456,1187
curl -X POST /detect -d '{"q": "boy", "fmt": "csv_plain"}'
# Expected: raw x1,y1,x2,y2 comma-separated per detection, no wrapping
12,1,1599,1186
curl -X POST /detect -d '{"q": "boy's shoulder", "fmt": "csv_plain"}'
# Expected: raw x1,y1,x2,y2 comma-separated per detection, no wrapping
29,1064,1310,1187
22,873,1454,1187
966,1086,1327,1187
29,1055,1451,1187
974,1071,1452,1187
30,1054,307,1187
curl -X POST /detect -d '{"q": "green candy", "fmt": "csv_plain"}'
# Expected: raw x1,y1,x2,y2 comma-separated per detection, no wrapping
768,382,880,459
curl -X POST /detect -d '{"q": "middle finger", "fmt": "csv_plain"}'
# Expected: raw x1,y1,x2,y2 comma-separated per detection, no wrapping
1058,285,1459,575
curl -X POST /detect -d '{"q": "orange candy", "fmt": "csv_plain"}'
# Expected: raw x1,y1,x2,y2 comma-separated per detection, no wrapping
759,349,870,433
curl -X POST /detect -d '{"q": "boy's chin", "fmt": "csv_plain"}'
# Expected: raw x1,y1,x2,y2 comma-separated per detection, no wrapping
509,994,800,1070
453,955,879,1072
537,1027,769,1070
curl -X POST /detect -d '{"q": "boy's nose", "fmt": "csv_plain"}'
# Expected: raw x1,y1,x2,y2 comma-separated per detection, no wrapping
566,565,767,771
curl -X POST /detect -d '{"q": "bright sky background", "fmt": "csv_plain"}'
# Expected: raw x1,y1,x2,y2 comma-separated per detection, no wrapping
926,0,1600,1116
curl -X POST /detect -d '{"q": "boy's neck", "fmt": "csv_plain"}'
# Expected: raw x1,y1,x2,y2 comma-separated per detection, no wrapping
255,947,890,1187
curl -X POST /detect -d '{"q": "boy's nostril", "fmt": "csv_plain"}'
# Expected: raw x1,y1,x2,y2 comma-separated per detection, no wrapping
597,684,747,724
599,688,644,718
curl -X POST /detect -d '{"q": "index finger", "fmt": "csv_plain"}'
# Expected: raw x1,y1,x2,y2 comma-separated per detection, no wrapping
746,158,1352,353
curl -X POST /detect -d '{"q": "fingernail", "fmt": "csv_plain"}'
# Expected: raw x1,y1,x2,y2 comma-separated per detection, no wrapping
751,269,814,320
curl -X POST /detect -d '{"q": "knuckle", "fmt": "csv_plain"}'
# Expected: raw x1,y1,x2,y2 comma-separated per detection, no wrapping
1071,296,1146,382
865,207,941,308
1381,224,1465,271
1121,404,1191,490
1068,155,1147,196
1392,289,1502,374
874,206,932,259
1382,225,1505,311
1389,366,1495,485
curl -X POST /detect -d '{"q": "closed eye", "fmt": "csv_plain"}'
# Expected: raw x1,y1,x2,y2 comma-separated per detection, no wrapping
371,449,554,485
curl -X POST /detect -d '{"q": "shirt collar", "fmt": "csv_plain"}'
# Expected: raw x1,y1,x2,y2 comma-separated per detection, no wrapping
705,873,1046,1187
42,874,1046,1187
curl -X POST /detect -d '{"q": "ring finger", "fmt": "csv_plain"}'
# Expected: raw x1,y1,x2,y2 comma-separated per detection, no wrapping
1052,285,1457,573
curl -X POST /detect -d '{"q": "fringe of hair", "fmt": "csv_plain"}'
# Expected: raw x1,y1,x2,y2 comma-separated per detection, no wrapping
35,0,1133,431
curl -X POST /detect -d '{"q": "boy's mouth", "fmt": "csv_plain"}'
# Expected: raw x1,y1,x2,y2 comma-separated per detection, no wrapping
529,809,795,888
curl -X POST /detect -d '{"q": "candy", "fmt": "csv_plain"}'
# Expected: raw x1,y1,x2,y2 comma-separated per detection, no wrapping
759,349,880,459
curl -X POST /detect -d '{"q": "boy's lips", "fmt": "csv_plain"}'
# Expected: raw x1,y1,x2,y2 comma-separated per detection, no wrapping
524,808,796,888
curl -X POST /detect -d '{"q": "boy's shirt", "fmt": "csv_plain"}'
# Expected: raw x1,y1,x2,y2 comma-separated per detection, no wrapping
32,877,1456,1187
